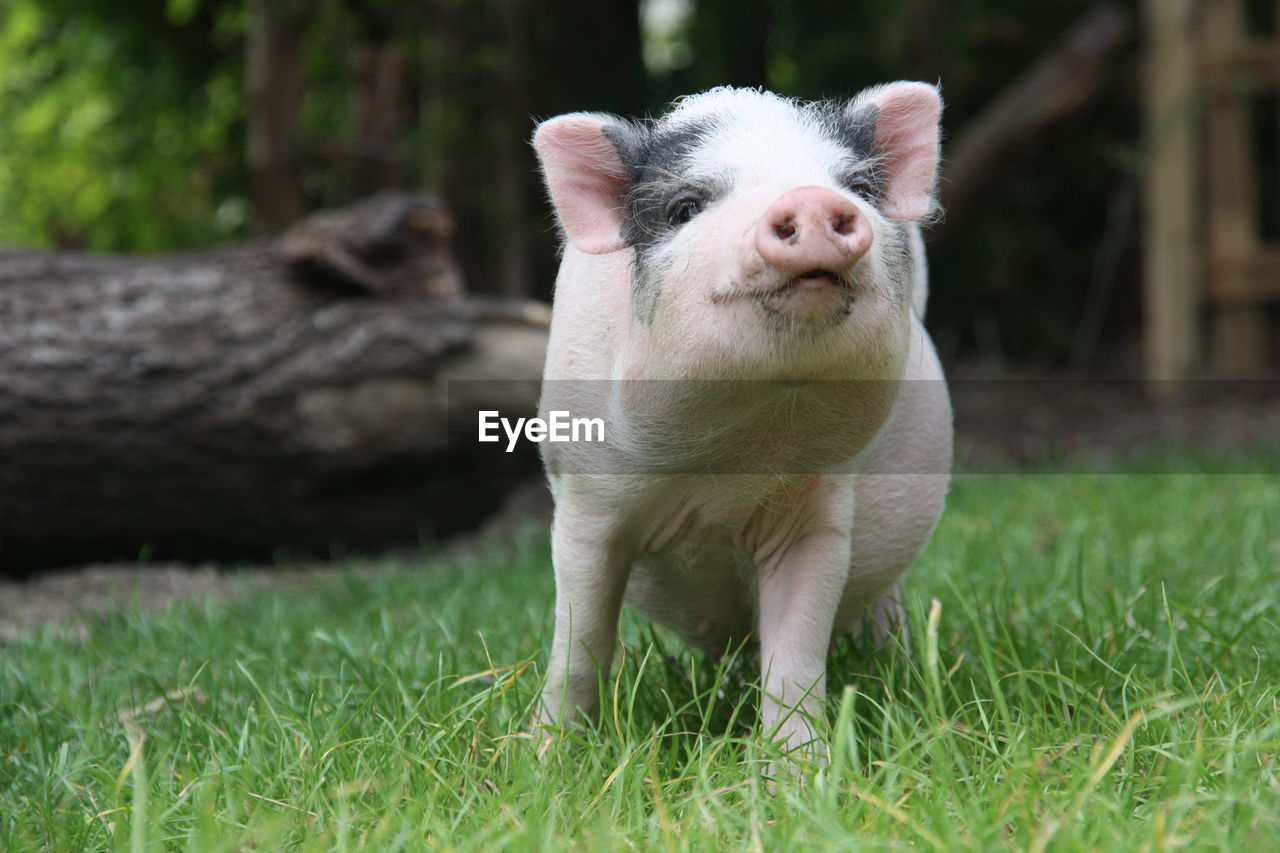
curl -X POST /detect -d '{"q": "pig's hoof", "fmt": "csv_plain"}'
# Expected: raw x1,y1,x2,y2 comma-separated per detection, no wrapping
528,717,579,762
764,751,824,793
534,726,556,761
763,725,829,791
528,705,596,759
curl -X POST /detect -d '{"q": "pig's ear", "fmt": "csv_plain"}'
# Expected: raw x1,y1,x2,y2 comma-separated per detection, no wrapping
850,82,942,222
533,113,635,254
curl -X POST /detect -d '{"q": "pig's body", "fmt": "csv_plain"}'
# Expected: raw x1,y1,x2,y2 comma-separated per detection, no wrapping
532,85,952,762
543,246,950,650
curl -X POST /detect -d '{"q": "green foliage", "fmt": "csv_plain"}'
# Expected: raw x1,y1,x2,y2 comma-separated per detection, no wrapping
0,0,1170,364
2,459,1278,849
166,0,204,28
0,0,246,251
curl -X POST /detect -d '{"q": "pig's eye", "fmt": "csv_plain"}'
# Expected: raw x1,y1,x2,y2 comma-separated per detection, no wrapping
666,194,703,226
841,174,876,199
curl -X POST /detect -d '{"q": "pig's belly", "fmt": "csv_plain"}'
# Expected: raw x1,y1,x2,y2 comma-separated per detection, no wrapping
624,533,756,652
621,370,952,652
621,477,945,651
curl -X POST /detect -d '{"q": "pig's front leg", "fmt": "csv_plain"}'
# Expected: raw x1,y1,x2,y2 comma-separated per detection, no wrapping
536,503,630,731
756,478,855,766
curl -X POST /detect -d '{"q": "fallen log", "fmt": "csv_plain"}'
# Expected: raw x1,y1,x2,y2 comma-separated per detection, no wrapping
0,193,548,574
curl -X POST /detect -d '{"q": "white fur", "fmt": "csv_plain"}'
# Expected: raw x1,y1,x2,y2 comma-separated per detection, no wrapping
532,84,952,773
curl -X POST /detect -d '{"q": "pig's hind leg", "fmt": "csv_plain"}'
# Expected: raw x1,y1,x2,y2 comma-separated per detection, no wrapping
847,582,910,653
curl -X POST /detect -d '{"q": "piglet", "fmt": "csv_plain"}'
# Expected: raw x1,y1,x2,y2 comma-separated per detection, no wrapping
531,84,953,767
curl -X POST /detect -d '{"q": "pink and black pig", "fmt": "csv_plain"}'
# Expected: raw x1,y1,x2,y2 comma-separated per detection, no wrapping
531,83,953,770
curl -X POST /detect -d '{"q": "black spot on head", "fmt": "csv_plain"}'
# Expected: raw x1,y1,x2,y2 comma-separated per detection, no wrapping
598,119,648,179
599,112,732,322
602,117,722,253
819,102,885,203
601,114,727,323
824,102,879,158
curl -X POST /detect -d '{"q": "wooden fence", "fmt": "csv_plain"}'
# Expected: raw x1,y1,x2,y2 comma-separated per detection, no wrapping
1144,0,1279,384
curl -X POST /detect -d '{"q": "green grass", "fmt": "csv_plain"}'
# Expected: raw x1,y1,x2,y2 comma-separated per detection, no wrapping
3,460,1279,850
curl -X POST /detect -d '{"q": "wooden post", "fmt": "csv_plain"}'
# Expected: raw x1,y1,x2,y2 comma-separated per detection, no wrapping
1142,0,1200,391
1202,0,1270,376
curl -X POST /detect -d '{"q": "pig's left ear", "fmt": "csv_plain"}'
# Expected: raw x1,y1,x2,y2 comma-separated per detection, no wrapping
849,82,942,222
533,113,634,254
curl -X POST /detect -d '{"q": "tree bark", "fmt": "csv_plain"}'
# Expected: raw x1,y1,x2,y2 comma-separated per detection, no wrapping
246,0,307,233
0,194,548,574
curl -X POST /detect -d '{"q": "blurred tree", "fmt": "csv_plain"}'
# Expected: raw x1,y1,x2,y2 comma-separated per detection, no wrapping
0,0,1143,366
423,0,648,298
681,0,771,89
245,0,305,232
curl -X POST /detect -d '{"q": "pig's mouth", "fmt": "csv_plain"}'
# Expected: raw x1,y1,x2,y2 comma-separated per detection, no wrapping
791,269,844,289
754,268,855,320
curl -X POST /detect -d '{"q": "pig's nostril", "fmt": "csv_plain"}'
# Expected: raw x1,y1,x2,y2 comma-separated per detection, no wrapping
832,214,856,236
774,220,797,242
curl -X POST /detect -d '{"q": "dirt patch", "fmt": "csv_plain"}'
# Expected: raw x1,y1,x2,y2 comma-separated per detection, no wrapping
952,378,1280,469
0,563,248,644
0,482,555,645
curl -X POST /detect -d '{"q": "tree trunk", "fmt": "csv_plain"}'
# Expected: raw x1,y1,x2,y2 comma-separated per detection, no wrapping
246,0,307,232
428,0,648,302
0,194,548,575
350,41,410,194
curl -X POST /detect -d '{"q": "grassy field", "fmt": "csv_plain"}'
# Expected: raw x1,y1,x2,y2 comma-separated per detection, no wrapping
3,459,1278,851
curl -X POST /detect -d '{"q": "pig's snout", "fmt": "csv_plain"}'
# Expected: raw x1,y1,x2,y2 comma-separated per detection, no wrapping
755,187,872,279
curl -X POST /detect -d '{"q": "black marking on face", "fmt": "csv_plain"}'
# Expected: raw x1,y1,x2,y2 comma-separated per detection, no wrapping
820,102,885,204
825,102,878,158
604,118,723,252
602,116,725,323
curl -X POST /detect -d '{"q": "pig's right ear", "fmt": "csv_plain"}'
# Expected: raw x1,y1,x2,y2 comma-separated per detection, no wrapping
533,113,633,254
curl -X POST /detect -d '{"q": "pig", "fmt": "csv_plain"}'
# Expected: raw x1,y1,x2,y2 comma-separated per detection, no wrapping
530,83,952,768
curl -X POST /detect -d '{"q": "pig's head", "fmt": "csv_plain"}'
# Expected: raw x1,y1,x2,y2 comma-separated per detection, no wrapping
534,83,942,381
